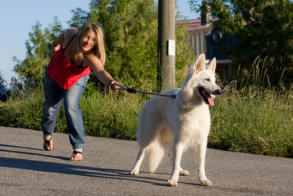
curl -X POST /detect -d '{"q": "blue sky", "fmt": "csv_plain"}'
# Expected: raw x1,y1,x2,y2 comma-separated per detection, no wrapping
0,0,199,85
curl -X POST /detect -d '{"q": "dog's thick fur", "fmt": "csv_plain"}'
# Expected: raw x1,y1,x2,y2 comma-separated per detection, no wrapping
130,54,222,187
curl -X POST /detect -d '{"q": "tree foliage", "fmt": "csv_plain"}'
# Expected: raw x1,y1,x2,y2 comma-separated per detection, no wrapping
0,71,8,101
69,7,89,28
13,17,63,90
71,0,194,90
85,0,159,90
13,1,195,92
189,0,293,86
0,71,6,91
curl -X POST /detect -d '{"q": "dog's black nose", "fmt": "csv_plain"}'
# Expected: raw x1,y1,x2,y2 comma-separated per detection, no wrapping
214,89,222,95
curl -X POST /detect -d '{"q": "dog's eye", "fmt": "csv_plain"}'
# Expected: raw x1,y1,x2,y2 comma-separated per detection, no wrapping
205,78,210,82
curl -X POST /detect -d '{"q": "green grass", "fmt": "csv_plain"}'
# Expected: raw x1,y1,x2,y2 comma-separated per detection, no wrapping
210,86,293,157
80,91,143,139
0,88,144,140
0,85,292,158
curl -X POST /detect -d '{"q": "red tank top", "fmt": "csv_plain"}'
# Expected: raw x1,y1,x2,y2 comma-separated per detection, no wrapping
47,36,91,90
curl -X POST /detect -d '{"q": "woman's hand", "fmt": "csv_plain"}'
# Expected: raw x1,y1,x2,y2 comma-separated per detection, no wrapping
53,44,61,53
109,80,120,92
52,33,64,54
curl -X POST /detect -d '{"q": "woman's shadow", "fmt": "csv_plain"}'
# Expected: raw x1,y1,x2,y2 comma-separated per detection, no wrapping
0,143,169,186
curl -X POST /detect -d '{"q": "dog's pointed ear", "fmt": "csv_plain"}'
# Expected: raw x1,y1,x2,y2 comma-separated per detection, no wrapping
208,57,217,73
192,53,205,73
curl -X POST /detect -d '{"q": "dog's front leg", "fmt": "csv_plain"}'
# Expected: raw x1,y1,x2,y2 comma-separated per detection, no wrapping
130,147,146,176
167,138,184,187
196,138,212,186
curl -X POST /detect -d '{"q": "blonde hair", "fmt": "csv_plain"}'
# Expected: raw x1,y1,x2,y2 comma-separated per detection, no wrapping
74,22,106,66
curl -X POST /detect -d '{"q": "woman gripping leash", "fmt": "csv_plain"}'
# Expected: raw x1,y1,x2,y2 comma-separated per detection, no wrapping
41,22,120,161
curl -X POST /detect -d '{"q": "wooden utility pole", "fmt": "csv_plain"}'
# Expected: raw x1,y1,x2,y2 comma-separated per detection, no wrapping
157,0,176,92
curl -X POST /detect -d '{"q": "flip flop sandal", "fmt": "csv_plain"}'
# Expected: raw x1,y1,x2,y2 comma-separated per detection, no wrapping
43,136,54,151
70,151,83,161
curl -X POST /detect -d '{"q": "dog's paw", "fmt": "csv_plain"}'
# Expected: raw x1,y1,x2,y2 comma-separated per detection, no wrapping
179,169,190,176
200,178,212,186
130,169,139,176
167,179,178,187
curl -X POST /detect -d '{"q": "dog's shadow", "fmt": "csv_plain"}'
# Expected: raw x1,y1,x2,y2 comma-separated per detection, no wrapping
0,144,174,187
0,144,269,194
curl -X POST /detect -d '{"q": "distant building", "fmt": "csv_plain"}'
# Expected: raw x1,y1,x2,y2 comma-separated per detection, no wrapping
177,18,237,79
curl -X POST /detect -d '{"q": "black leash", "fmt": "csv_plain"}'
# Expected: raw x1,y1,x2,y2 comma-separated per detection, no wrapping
117,84,176,99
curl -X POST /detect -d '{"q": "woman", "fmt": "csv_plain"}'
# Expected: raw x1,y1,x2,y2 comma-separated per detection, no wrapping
41,22,119,161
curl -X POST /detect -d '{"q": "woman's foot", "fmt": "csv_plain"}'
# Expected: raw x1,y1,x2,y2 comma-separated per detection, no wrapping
43,135,54,151
70,150,83,161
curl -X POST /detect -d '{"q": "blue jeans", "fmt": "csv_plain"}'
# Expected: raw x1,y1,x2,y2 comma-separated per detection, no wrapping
41,73,89,150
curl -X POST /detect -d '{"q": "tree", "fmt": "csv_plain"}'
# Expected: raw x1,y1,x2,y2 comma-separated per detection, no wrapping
12,1,195,92
13,17,63,90
83,0,159,90
70,0,194,90
0,71,9,101
189,0,293,86
69,7,90,28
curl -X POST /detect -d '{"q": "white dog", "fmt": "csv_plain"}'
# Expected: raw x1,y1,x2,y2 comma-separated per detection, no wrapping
130,54,222,187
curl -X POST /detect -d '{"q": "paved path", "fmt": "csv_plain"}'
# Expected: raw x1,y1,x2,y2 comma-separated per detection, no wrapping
0,126,292,196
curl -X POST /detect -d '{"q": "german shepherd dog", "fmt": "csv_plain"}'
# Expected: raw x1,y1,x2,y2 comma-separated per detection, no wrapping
130,54,222,186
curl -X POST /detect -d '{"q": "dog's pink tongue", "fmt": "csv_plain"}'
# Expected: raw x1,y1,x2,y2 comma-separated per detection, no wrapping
208,98,214,106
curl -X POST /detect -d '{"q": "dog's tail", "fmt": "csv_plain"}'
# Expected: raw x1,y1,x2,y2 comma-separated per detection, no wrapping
148,131,166,173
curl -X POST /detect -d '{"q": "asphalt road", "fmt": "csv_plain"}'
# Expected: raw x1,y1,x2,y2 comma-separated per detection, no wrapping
0,126,292,196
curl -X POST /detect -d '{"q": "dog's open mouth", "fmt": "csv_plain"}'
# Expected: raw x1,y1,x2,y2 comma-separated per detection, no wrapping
198,87,214,106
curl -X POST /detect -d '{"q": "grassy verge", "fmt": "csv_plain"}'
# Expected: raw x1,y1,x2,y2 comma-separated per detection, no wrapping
0,88,144,140
0,85,292,157
210,85,293,157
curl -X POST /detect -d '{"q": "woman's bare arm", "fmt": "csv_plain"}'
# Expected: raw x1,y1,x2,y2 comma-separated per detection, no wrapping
52,33,64,53
52,28,78,53
87,55,119,91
